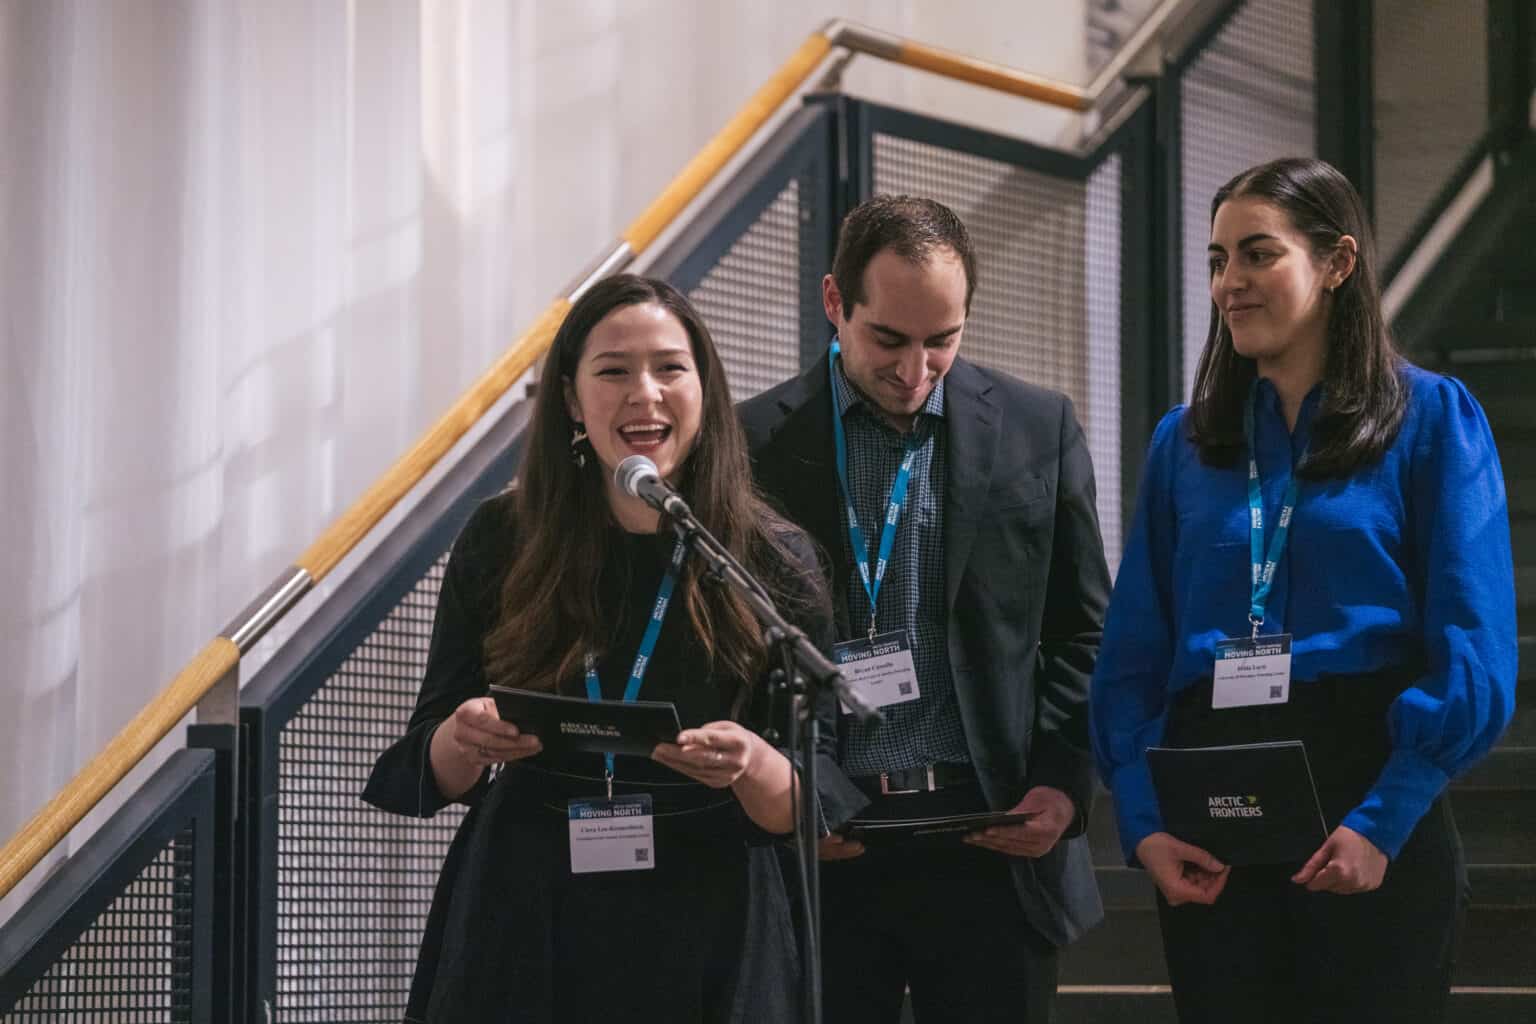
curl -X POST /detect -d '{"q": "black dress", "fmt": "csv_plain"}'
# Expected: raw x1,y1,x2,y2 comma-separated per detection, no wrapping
362,494,847,1023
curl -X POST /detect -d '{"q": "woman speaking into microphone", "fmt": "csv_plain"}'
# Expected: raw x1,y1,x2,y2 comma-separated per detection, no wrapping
364,275,838,1022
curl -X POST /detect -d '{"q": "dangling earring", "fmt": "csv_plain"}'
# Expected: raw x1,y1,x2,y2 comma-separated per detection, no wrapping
570,424,588,468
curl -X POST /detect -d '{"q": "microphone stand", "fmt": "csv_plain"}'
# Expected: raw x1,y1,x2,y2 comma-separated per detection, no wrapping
658,504,880,1024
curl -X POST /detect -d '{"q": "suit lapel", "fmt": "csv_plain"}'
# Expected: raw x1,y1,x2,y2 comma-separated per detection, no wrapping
754,361,852,630
943,359,1000,615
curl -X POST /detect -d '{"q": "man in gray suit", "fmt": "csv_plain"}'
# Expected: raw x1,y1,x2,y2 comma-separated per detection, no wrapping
739,195,1109,1021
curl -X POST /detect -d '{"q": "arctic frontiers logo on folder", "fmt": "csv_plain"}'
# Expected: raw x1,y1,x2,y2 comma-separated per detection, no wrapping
1147,740,1328,865
489,686,681,757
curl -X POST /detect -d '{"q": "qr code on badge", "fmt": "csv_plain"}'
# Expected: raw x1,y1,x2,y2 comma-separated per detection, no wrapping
898,682,913,696
634,848,649,863
1269,686,1282,699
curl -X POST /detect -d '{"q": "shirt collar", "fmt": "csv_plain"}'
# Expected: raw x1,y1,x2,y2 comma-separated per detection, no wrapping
1252,376,1326,461
830,340,947,424
1253,376,1325,429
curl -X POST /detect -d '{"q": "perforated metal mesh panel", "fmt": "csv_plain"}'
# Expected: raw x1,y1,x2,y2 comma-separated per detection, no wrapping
1085,153,1123,568
7,828,196,1022
871,132,1124,566
686,179,810,402
1372,0,1486,263
1180,0,1316,398
274,555,465,1023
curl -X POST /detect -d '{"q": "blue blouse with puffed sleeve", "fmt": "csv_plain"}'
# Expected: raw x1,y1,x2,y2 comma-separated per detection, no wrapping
1091,363,1517,863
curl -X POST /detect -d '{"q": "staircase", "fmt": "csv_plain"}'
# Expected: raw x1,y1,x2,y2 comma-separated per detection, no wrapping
1408,138,1536,1021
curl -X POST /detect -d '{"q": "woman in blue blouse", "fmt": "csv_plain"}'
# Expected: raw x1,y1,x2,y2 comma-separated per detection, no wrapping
1091,157,1516,1021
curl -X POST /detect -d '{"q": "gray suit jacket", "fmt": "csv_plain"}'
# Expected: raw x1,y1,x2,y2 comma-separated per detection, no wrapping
738,352,1110,945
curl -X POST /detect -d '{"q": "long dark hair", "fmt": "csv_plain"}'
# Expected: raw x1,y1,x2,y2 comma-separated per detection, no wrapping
1188,157,1406,478
484,274,807,713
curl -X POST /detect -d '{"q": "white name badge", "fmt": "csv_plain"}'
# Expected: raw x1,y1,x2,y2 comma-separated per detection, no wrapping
568,795,654,874
1212,634,1293,709
832,630,922,713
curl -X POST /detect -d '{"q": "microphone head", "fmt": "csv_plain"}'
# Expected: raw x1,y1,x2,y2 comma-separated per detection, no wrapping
614,455,660,498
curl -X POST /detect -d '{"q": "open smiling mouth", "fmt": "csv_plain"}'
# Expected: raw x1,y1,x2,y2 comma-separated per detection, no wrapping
618,423,673,453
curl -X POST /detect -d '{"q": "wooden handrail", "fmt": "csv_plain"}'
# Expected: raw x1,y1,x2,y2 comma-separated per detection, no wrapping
0,19,1131,902
0,639,239,898
0,301,566,901
892,40,1091,111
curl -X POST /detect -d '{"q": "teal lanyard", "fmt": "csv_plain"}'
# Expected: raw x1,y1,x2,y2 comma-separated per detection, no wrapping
1243,383,1302,640
584,538,687,783
828,340,921,640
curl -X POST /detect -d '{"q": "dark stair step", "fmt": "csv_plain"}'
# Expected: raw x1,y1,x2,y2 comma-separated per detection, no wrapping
1089,862,1536,914
1495,277,1536,319
1059,906,1164,985
1435,351,1536,395
1516,565,1536,615
1456,747,1536,790
1055,988,1178,1024
1511,509,1536,564
1483,408,1536,448
1503,701,1536,747
1469,863,1536,906
1507,475,1536,520
1095,865,1153,908
1060,897,1536,987
1437,786,1534,865
1503,637,1536,746
1420,319,1536,359
1458,908,1536,986
1499,437,1536,478
1474,390,1536,437
1411,342,1536,444
1054,988,1536,1024
1087,784,1126,866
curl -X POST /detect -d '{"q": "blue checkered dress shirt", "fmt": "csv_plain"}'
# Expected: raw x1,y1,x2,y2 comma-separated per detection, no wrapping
831,354,971,773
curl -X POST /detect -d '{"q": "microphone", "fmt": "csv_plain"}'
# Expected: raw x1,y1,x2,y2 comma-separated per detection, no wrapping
614,455,692,520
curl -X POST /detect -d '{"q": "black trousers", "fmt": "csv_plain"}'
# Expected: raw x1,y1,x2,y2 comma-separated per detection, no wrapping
820,787,1058,1024
1157,670,1469,1023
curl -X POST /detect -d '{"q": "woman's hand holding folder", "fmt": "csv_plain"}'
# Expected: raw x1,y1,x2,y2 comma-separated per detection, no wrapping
1291,825,1387,894
651,722,759,788
1136,832,1231,906
653,722,799,835
430,696,544,800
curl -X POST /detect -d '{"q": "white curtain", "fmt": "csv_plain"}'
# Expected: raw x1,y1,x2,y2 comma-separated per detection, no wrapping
0,0,1089,921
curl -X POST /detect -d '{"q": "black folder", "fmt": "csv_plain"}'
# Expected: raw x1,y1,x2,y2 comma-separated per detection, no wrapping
1147,740,1328,865
845,810,1035,846
490,686,681,757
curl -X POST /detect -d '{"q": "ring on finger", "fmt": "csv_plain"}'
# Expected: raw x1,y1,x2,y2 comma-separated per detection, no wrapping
713,750,723,764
